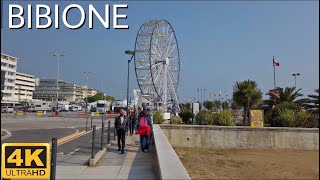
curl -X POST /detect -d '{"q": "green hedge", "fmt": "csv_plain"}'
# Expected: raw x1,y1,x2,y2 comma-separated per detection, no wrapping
170,116,183,124
273,109,318,128
153,110,164,124
195,110,235,126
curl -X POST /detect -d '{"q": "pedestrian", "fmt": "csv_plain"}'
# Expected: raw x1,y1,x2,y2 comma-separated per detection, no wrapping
137,107,142,117
114,109,129,154
135,103,153,153
128,108,137,136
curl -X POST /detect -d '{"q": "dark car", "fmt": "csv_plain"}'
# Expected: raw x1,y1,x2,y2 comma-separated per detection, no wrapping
90,107,97,112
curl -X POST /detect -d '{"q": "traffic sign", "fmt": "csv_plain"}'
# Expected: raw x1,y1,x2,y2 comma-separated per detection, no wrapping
1,143,50,179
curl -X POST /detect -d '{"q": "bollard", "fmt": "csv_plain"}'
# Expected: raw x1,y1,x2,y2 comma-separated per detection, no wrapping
50,137,57,180
101,116,104,150
113,120,116,141
107,120,111,144
90,117,93,129
91,125,96,159
86,117,88,132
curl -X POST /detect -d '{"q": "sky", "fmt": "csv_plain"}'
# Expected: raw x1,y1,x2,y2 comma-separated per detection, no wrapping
1,1,319,101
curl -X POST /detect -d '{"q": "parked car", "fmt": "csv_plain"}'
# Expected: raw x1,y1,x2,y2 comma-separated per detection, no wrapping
90,107,97,112
1,106,14,113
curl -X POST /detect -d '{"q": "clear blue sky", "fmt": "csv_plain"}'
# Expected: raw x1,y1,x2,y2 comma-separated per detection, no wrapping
1,1,319,101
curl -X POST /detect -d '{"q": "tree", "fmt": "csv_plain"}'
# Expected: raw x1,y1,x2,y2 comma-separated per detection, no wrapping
203,101,214,110
233,80,263,125
299,89,319,116
179,103,191,111
222,101,229,110
87,92,115,103
179,110,194,124
213,100,221,111
267,87,303,105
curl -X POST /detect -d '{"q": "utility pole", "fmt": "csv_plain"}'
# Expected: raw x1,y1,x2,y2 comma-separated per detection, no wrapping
200,86,203,105
203,85,206,102
84,71,92,113
197,88,200,102
125,50,135,116
292,73,300,89
53,53,65,112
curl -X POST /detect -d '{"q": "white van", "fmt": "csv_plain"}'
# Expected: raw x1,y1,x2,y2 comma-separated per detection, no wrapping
96,100,107,114
34,101,52,111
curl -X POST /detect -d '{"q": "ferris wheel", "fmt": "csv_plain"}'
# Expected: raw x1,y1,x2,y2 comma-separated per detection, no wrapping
134,20,180,112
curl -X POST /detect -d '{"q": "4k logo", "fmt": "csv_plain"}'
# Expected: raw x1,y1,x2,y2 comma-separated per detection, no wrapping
1,143,50,179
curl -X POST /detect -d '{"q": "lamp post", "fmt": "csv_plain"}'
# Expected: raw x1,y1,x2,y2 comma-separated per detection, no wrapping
84,71,92,113
53,53,65,111
292,73,300,89
125,50,135,116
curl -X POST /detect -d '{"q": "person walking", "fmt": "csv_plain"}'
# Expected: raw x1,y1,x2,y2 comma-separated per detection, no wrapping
135,103,153,153
128,108,137,136
115,109,129,154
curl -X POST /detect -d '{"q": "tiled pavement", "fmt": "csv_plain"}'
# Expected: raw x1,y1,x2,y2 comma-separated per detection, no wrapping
56,134,157,179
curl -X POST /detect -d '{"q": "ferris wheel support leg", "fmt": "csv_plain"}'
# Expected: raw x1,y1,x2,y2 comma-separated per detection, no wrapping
163,64,168,113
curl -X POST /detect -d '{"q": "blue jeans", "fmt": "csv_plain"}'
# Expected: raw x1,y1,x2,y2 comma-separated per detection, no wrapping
140,135,150,152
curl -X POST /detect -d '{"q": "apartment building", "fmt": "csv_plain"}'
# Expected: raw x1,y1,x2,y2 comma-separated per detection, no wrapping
1,53,19,104
34,79,83,103
14,72,36,102
82,86,98,98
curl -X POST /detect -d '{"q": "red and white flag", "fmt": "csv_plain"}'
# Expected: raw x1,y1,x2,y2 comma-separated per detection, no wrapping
273,59,280,67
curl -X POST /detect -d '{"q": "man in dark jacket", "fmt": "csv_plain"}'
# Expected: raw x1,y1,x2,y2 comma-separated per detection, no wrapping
114,109,129,154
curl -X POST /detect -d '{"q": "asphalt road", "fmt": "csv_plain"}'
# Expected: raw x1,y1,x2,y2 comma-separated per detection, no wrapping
1,113,116,167
1,128,79,143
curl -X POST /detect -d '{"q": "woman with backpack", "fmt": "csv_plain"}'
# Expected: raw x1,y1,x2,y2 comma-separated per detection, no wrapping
135,103,153,153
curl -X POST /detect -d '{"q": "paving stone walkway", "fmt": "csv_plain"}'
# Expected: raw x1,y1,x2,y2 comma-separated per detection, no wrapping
56,134,157,179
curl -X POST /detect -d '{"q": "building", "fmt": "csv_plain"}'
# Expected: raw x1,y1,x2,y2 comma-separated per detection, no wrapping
1,53,19,104
82,86,98,98
33,79,83,103
14,72,36,102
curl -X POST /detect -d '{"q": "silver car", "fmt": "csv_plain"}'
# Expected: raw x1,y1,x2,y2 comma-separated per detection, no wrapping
1,106,14,113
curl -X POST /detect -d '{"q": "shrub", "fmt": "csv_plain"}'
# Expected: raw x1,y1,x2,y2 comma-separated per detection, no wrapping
275,102,300,115
296,110,319,128
153,110,164,124
179,110,194,124
213,110,236,126
274,109,297,127
170,116,182,124
195,110,212,125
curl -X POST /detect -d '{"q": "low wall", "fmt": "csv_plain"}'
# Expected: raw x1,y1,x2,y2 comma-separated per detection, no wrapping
153,125,191,180
160,125,319,150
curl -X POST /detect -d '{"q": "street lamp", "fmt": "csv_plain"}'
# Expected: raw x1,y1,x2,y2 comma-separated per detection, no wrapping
53,53,65,111
125,50,135,116
84,71,92,113
292,73,300,89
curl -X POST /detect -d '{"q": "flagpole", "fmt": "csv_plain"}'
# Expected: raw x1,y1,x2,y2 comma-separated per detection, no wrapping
273,56,276,88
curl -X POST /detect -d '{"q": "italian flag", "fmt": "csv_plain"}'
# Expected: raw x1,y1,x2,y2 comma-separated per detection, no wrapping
273,59,280,67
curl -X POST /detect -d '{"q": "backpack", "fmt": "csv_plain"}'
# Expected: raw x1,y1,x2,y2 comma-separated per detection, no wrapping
139,116,147,128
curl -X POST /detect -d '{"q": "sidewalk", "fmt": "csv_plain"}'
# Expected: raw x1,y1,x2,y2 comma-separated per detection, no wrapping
56,134,157,179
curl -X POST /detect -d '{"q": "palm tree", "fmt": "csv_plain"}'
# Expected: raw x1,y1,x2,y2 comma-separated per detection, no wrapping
299,89,319,116
267,87,303,104
233,80,263,125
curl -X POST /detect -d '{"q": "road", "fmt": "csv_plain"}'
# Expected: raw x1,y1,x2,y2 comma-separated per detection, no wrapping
1,113,116,167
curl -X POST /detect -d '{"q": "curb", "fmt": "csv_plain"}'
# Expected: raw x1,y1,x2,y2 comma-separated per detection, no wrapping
89,144,111,166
